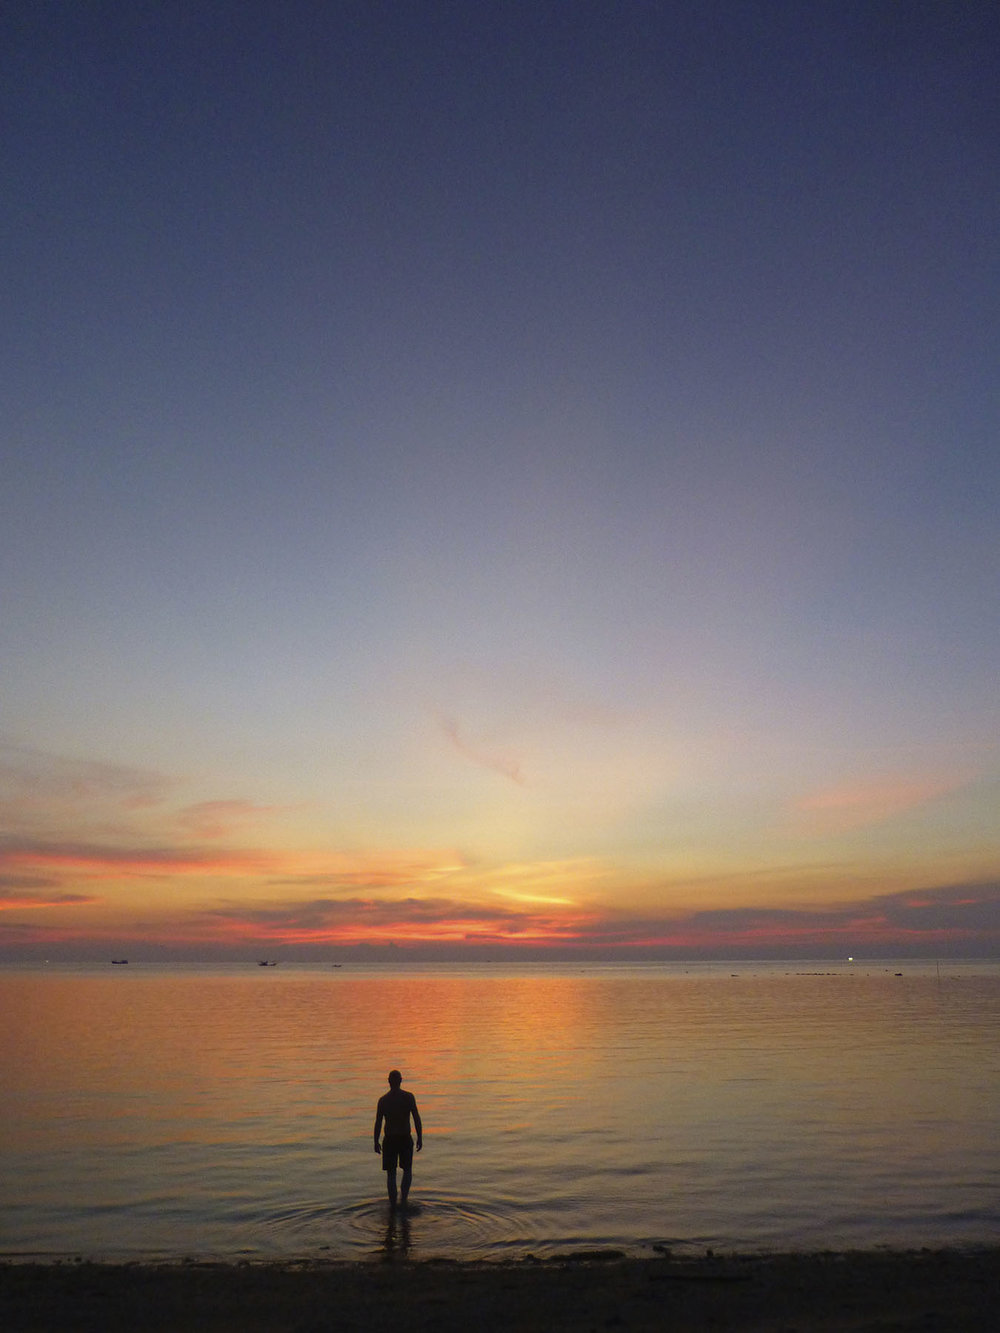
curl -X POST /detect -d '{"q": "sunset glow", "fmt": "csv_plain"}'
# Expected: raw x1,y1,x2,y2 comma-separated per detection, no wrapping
2,5,998,962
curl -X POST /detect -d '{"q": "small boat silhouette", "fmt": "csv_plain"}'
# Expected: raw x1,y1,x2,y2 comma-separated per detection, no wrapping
257,960,277,966
111,959,129,965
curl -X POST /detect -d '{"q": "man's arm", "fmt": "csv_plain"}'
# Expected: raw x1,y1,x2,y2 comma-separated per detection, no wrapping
411,1098,423,1151
373,1101,383,1153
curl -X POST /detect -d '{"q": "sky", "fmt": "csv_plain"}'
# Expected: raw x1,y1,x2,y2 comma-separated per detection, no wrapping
2,1,998,960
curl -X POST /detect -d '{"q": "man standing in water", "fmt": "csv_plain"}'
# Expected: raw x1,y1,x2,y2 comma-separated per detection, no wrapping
373,1069,423,1208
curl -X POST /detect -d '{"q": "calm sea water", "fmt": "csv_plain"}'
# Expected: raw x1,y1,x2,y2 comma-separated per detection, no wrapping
2,960,998,1262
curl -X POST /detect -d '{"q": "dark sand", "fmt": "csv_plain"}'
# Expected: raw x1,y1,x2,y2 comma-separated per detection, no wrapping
2,1249,998,1331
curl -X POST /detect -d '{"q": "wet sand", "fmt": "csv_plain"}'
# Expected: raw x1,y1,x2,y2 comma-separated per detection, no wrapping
2,1248,998,1331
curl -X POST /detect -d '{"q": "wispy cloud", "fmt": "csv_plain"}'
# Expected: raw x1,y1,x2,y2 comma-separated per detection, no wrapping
176,800,297,839
0,872,62,890
0,836,276,878
0,742,175,815
266,853,467,892
494,888,576,906
0,890,98,910
790,773,967,833
437,714,526,785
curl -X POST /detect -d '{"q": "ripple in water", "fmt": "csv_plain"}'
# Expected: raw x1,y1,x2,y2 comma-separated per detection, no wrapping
256,1193,553,1259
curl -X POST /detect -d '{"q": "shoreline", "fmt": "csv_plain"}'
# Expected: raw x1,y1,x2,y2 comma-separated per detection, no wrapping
3,1247,999,1331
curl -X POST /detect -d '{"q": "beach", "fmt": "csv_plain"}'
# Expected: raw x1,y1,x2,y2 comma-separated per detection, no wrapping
2,1248,998,1332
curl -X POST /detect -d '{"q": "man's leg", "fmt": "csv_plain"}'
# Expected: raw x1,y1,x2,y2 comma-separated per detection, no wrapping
386,1166,398,1207
400,1166,412,1205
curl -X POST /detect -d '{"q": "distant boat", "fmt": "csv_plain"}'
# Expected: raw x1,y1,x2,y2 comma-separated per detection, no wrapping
257,960,277,967
111,959,129,965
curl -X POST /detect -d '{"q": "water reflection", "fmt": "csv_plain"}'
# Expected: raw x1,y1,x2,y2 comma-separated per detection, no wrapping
381,1204,412,1259
2,963,998,1259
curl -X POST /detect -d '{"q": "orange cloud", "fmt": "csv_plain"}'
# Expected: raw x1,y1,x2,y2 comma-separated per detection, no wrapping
0,837,279,879
190,893,600,947
0,891,98,911
5,878,998,958
93,880,1000,954
0,838,477,897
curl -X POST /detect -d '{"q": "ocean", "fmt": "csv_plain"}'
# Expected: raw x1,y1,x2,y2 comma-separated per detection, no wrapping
2,960,998,1262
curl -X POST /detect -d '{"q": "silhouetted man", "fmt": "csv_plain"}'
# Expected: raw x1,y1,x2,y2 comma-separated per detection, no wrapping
373,1069,422,1207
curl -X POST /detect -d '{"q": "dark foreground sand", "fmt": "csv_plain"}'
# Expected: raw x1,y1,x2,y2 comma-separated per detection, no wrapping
2,1249,998,1331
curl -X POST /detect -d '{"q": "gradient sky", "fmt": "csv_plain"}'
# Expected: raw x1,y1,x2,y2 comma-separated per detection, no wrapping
2,1,998,959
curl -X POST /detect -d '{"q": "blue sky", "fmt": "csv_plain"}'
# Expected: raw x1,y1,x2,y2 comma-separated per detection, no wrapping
2,1,998,958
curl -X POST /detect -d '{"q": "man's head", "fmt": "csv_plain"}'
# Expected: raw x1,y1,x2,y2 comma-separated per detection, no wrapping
388,1069,402,1087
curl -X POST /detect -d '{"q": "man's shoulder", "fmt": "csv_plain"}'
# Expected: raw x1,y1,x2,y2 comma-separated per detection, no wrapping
378,1087,410,1106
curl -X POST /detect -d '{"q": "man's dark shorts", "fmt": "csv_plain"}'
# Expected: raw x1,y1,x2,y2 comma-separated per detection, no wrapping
381,1133,414,1172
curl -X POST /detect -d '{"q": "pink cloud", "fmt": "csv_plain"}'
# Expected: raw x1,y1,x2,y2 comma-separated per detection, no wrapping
176,800,296,839
791,774,965,833
437,714,526,785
